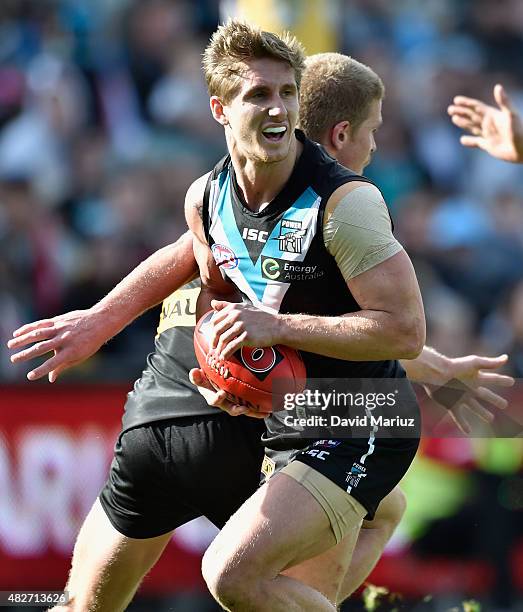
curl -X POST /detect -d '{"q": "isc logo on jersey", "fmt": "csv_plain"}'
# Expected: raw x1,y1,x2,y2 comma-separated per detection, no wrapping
242,228,268,243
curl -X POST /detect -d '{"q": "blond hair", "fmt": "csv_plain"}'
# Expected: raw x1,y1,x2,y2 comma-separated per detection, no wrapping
202,20,306,103
300,53,384,142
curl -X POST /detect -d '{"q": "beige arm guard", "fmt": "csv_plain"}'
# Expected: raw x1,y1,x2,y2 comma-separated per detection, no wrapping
323,184,403,281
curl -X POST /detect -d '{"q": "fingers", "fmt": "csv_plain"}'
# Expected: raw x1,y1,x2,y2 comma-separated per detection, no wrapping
466,397,495,424
243,410,270,419
448,404,471,435
189,367,239,410
48,366,64,383
211,299,231,312
205,303,249,358
451,95,487,112
471,354,508,369
474,386,508,410
477,371,515,387
494,83,515,113
448,104,484,128
220,405,268,418
472,355,514,387
460,135,484,149
188,368,267,418
220,331,248,360
7,325,57,350
10,319,55,339
189,368,213,390
214,321,242,357
26,354,64,381
212,314,240,351
225,405,251,416
209,303,237,349
450,115,482,136
10,339,59,364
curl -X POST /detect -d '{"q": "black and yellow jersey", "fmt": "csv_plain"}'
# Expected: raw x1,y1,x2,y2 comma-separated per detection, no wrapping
121,279,219,432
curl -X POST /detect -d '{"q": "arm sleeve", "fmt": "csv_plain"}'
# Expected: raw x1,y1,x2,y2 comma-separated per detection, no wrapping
323,184,403,281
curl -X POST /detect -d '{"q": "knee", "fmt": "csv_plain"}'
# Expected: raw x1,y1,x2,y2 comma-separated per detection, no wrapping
202,548,260,609
372,487,407,537
386,487,407,528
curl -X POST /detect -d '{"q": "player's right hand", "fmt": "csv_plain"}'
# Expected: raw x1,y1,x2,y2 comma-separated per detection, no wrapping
7,309,110,382
189,368,268,419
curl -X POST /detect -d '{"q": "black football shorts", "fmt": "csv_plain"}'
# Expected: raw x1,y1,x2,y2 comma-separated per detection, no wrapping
99,413,265,538
262,436,419,521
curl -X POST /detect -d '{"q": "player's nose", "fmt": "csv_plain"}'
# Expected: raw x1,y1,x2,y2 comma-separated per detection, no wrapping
268,96,287,119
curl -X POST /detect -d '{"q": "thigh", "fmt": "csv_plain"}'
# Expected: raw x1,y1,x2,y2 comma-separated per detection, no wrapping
59,498,172,612
99,424,200,538
292,437,419,520
204,471,338,583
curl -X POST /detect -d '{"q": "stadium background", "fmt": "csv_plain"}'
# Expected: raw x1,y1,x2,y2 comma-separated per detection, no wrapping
0,0,522,610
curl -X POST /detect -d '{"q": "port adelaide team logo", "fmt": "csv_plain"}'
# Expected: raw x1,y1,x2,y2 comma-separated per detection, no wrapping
260,216,325,282
346,462,367,489
276,219,307,254
211,243,238,269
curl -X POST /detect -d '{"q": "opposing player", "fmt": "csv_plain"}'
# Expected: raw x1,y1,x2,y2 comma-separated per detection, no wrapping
448,83,523,163
8,49,513,612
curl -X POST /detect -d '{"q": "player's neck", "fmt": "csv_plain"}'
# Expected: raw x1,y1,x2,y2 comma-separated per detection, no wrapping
230,137,302,213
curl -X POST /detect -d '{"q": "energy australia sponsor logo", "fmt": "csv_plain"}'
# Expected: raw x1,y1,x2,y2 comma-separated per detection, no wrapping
261,255,325,282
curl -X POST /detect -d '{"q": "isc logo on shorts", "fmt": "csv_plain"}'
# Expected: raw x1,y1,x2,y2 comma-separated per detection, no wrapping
303,448,330,460
261,455,275,481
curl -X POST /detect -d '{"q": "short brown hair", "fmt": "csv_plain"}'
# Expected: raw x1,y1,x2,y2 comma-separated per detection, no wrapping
202,20,306,104
299,53,384,142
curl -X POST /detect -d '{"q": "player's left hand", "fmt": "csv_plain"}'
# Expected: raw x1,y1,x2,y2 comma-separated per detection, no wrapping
209,300,281,360
189,367,268,419
424,354,514,434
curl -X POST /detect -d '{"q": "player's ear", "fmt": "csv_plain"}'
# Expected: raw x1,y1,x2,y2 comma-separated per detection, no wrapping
330,120,351,151
210,96,229,126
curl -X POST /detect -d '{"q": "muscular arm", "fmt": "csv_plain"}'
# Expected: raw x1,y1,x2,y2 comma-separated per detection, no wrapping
94,230,198,329
211,182,426,362
274,249,425,360
9,230,197,381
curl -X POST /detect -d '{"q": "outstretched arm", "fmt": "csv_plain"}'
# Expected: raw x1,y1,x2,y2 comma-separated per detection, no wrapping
448,84,523,163
8,231,197,382
402,348,514,434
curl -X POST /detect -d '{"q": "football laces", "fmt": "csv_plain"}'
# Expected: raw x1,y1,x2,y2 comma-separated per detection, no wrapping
206,353,230,379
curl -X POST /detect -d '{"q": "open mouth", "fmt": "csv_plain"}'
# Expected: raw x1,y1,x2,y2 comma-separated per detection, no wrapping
262,126,287,142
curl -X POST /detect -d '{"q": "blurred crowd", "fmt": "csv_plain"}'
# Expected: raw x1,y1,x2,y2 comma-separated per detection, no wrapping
2,0,523,383
1,2,522,610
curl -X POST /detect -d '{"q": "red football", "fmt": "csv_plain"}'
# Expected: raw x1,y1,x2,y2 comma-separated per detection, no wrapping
193,311,306,414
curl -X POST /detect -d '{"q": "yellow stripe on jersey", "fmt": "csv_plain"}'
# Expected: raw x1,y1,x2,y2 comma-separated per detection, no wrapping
156,286,200,336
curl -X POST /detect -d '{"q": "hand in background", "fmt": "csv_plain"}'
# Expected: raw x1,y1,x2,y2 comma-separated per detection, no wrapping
448,84,523,163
